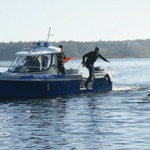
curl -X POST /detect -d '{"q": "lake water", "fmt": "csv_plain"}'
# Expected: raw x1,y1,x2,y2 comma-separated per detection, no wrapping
0,58,150,150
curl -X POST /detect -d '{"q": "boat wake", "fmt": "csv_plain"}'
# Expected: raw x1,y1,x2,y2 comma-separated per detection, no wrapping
113,85,149,92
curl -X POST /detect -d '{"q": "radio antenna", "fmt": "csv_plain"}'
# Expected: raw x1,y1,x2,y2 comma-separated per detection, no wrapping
47,27,54,42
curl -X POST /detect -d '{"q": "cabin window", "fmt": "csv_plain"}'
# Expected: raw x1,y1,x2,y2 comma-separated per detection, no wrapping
41,55,54,70
8,56,26,72
8,56,40,73
25,56,40,72
8,54,56,73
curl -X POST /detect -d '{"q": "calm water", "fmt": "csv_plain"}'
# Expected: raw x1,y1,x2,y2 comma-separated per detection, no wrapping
0,58,150,150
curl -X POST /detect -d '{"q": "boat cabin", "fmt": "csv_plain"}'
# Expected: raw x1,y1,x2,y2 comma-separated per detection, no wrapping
7,43,60,75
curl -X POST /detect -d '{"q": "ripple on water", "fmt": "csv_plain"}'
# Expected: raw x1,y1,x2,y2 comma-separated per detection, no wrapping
0,89,150,149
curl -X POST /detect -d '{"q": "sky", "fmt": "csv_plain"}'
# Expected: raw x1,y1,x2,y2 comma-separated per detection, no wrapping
0,0,150,42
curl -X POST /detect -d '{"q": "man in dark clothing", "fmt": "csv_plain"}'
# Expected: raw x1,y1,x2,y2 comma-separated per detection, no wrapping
57,45,66,74
82,47,110,89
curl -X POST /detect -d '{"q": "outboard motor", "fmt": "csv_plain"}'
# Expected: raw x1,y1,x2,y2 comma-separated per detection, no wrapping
94,66,112,83
94,66,105,73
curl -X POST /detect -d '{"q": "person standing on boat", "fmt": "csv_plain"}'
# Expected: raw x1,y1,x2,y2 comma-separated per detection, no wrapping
82,47,110,89
57,45,66,74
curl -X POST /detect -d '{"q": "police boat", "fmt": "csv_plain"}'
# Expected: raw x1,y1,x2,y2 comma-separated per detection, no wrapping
0,42,112,98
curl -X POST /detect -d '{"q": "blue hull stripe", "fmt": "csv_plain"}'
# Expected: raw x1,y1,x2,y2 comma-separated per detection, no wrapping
20,74,65,79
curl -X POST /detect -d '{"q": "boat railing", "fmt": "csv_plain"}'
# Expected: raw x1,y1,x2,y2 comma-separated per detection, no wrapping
106,66,113,80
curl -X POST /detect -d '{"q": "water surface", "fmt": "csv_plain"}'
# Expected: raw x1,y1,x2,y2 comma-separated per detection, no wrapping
0,58,150,150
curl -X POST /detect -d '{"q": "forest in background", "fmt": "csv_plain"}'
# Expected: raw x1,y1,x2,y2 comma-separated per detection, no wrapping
0,39,150,60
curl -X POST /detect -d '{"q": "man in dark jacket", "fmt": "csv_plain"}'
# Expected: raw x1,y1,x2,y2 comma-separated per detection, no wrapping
82,47,110,89
57,45,66,74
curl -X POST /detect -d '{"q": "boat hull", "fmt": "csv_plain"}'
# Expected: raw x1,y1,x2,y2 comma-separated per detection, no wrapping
0,75,112,98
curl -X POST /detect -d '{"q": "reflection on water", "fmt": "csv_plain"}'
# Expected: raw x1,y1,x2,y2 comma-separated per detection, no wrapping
0,96,104,149
0,58,150,149
0,92,150,150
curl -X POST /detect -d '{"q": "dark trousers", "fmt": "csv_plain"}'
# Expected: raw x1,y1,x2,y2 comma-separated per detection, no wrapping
85,64,94,86
58,64,65,74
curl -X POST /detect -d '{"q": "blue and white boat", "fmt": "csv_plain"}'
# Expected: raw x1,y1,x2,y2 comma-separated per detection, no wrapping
0,42,112,98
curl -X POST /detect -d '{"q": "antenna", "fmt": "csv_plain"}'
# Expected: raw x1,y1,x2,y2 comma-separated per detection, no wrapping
47,27,54,42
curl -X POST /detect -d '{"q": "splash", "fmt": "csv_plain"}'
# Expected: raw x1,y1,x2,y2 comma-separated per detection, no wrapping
113,86,148,92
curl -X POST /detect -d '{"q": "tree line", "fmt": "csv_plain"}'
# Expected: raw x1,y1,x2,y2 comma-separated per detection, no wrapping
0,39,150,60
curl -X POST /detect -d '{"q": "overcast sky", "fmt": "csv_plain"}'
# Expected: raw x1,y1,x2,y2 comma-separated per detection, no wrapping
0,0,150,42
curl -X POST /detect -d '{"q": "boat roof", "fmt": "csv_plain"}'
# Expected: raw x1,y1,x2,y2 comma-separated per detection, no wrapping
16,45,61,56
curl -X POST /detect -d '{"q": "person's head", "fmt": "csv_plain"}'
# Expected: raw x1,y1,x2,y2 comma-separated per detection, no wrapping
59,45,63,49
95,47,99,54
59,45,63,52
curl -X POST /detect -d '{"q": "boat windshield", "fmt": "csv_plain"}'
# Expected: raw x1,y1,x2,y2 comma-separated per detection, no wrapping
8,55,54,73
